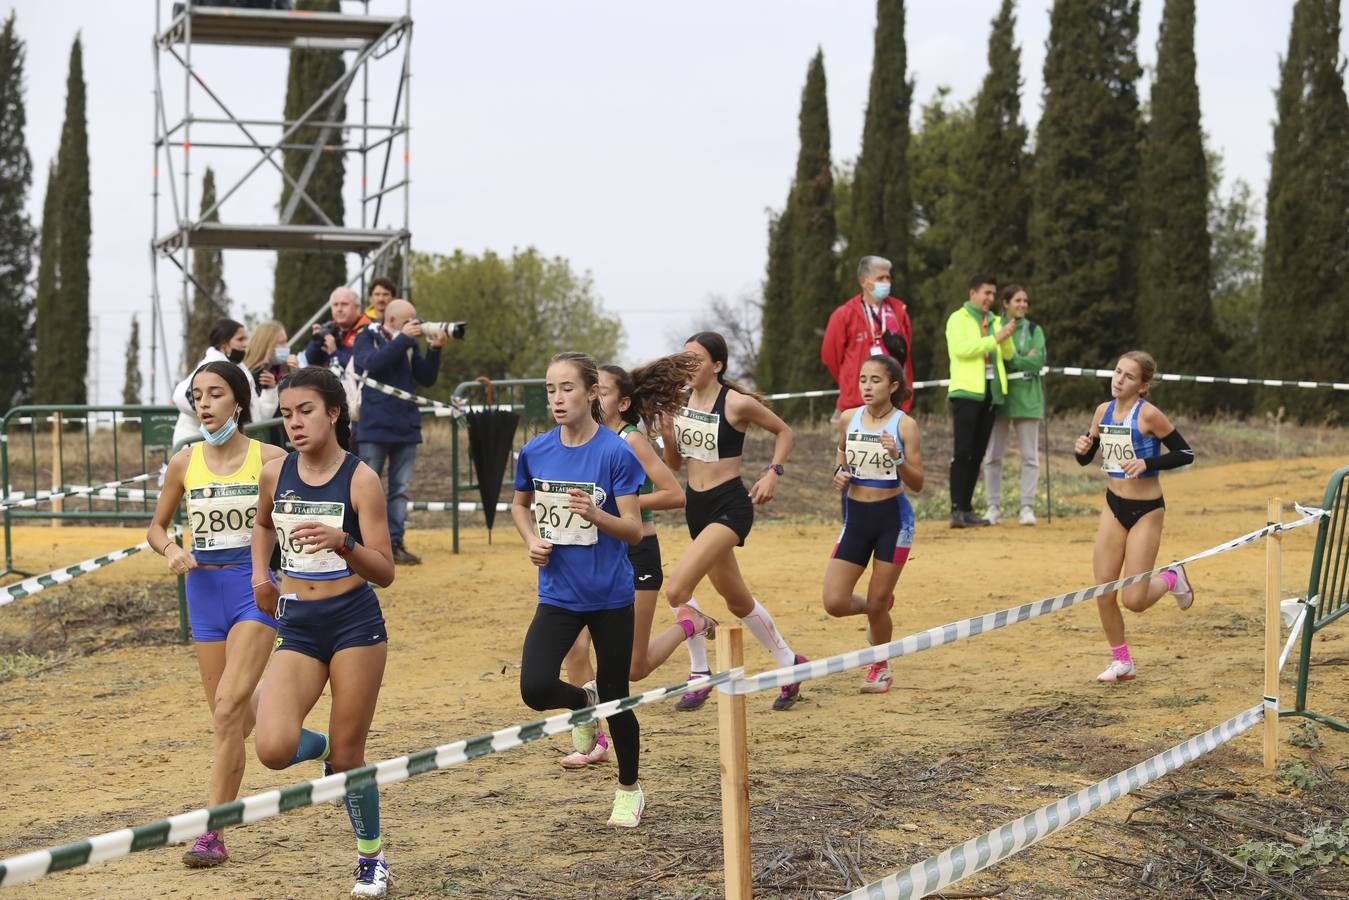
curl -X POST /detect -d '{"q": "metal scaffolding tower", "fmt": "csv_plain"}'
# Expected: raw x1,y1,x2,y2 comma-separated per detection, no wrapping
150,1,412,401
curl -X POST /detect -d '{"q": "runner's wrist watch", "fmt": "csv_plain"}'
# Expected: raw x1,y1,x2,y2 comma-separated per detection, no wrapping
762,463,785,476
335,532,356,557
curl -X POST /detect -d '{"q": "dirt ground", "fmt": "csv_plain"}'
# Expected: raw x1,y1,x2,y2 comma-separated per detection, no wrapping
1,455,1346,898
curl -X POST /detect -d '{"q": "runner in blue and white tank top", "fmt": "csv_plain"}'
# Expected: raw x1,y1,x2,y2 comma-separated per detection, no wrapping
249,367,397,898
1074,351,1197,685
823,355,924,694
513,352,649,828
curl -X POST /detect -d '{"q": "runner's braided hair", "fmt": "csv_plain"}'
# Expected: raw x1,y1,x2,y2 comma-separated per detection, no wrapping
276,366,352,450
602,352,701,428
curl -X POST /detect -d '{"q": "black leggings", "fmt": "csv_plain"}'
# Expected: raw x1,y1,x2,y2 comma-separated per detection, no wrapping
520,601,639,785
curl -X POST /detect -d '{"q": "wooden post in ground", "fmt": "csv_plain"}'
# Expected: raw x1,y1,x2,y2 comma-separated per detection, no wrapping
716,625,752,899
50,412,62,528
1264,497,1282,770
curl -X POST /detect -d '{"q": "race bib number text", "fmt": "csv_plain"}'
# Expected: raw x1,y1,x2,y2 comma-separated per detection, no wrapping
845,432,899,481
532,479,598,546
1099,424,1134,474
674,407,719,462
272,500,348,574
188,484,259,550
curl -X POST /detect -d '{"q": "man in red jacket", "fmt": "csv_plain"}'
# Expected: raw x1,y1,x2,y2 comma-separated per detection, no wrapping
821,255,915,417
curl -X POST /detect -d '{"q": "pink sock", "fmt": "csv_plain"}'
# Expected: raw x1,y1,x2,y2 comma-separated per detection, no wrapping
677,618,695,639
1111,643,1132,664
1159,569,1177,591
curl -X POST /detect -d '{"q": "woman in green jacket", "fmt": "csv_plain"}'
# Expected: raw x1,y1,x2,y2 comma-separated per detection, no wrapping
983,285,1046,526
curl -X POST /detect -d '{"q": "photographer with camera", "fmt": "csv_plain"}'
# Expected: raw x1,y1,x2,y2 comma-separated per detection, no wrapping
303,286,372,370
352,298,452,566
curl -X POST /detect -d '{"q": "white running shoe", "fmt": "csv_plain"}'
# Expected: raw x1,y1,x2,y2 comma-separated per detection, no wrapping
607,785,645,828
1169,563,1195,610
1019,506,1037,526
985,506,1002,525
351,856,391,898
1096,659,1137,683
571,681,600,754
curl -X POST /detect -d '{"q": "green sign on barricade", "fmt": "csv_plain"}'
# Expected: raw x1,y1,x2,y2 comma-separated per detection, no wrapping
140,412,178,449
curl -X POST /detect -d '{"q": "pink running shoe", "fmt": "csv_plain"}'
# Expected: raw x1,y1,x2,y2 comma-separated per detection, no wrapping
182,830,228,868
675,605,718,640
560,729,611,769
675,671,713,711
772,654,808,710
860,661,892,694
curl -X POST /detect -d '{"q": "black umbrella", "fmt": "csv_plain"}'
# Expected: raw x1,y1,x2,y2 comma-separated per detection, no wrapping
465,377,519,541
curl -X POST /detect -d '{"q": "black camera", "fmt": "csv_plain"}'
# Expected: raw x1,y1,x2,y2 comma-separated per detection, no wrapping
315,321,342,342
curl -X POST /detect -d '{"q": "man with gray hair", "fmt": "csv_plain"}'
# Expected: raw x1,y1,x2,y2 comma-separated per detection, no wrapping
821,255,915,417
303,286,373,370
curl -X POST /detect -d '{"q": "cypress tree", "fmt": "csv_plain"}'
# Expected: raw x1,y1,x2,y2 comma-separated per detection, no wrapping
272,0,346,331
0,13,36,412
851,0,911,297
787,50,837,393
949,0,1030,285
1030,0,1143,408
54,35,90,405
758,187,794,392
1260,0,1349,420
32,160,57,404
123,315,142,406
187,167,228,365
1137,0,1213,410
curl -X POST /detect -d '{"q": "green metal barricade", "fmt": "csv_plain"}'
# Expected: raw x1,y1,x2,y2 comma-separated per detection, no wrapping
1,405,179,578
1282,465,1349,732
449,379,545,553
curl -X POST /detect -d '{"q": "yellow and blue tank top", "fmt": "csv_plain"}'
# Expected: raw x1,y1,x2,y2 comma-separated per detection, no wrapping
183,439,264,565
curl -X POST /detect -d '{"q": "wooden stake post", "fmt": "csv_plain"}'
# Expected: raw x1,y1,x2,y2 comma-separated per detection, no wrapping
716,625,752,899
1264,497,1282,770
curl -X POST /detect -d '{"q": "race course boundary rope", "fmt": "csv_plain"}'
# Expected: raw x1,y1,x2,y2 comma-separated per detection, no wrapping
0,528,180,608
0,473,159,513
0,670,737,887
761,364,1349,401
840,602,1312,899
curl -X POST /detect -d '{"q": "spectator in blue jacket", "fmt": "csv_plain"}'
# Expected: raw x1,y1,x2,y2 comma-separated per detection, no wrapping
352,298,449,565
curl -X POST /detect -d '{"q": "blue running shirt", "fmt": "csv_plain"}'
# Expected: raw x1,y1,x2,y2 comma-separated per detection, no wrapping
514,426,646,611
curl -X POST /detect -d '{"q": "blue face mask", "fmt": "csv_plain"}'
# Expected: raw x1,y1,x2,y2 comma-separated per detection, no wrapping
199,413,238,447
870,282,891,301
273,347,290,366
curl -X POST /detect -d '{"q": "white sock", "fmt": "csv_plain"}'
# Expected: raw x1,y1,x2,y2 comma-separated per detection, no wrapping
740,599,795,667
684,597,709,672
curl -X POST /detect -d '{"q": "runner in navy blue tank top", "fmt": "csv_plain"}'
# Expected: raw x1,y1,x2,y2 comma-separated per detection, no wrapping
513,352,649,827
249,367,397,898
658,332,809,712
1073,351,1197,684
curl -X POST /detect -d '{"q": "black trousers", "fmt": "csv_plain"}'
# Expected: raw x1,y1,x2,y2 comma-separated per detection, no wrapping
520,601,639,785
949,391,997,512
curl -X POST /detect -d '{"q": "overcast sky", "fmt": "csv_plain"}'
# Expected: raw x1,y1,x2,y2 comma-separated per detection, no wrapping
8,1,1343,403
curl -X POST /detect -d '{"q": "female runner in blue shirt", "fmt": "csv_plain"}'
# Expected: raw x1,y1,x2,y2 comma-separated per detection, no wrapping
823,355,924,694
249,367,397,897
513,352,648,826
1074,351,1196,683
148,361,299,869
